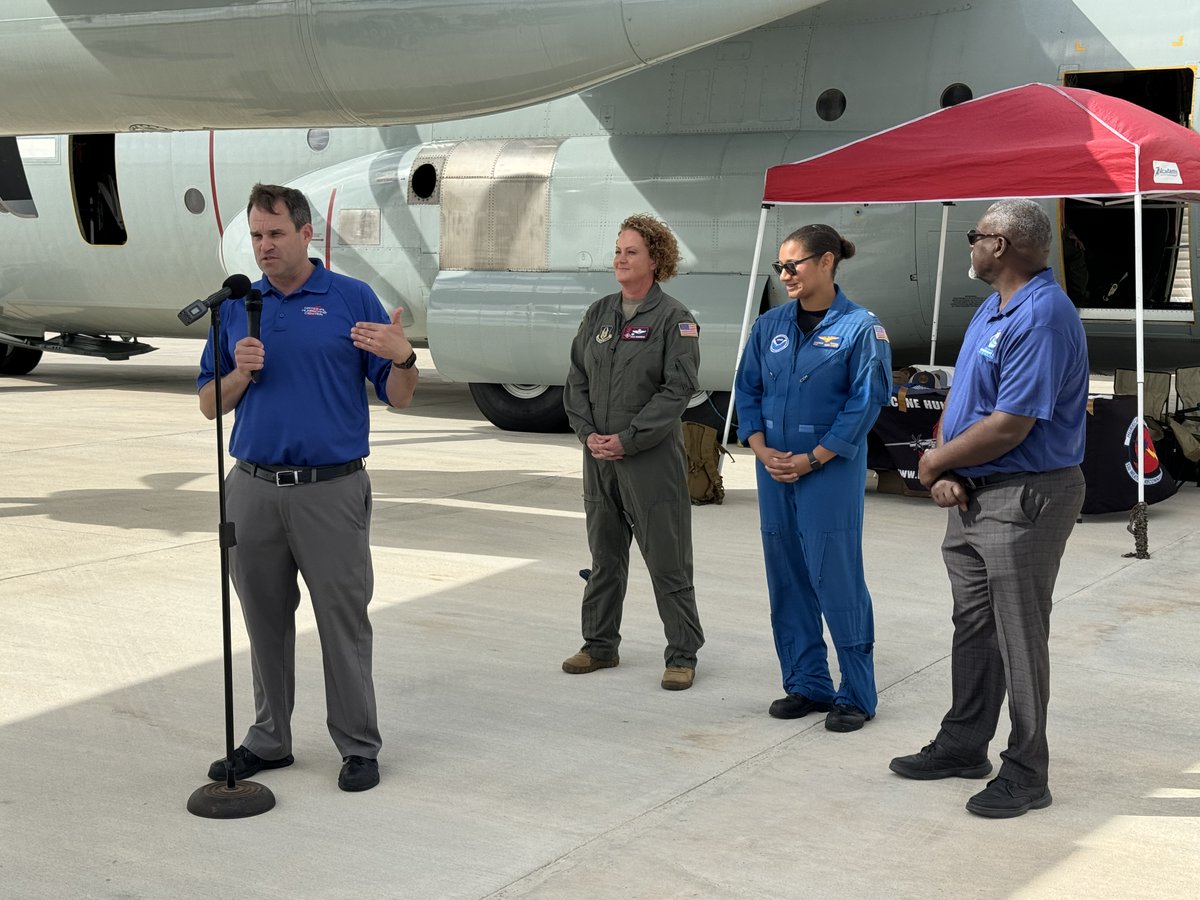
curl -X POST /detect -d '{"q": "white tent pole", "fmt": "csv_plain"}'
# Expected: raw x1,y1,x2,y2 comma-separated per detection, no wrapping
1135,190,1146,507
929,202,952,366
721,204,772,460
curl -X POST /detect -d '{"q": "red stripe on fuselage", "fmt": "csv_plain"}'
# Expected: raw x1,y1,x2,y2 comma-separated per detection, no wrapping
325,187,337,271
208,131,224,238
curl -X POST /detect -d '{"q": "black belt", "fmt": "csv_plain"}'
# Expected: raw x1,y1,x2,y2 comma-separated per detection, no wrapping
962,471,1031,490
236,458,364,486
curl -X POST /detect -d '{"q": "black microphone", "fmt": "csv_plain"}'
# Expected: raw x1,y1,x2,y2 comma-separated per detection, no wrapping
177,274,253,326
244,288,263,383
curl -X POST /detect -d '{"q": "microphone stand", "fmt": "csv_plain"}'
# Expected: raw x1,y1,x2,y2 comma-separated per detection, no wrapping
185,298,275,819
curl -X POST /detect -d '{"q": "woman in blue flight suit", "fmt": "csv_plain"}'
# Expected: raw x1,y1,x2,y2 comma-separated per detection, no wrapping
735,224,892,732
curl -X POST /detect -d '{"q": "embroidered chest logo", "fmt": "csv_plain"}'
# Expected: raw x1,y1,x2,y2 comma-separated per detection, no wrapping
596,325,614,343
621,325,650,341
302,305,328,317
769,334,790,353
812,334,842,349
978,329,1003,359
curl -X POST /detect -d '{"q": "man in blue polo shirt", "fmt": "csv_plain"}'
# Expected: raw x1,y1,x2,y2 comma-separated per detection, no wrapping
197,183,418,792
889,199,1088,819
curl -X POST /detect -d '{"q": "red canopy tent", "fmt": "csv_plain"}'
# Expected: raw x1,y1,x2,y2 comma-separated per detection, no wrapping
728,83,1200,555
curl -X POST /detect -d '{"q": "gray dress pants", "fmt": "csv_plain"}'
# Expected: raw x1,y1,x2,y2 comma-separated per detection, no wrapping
226,466,381,760
934,466,1085,787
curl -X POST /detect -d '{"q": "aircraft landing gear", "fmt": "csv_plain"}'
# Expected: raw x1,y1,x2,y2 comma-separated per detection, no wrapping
468,382,569,432
0,345,42,375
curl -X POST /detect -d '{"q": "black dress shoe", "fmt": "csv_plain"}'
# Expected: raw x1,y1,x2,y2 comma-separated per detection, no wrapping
338,755,380,792
889,740,992,780
207,745,294,781
824,704,872,732
768,693,832,719
966,776,1052,818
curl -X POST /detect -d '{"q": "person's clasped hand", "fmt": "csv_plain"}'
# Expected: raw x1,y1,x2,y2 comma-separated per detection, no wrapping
587,433,625,461
757,445,803,483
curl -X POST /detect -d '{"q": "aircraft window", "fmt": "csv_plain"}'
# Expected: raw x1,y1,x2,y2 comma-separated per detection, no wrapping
411,163,438,200
940,83,973,107
184,188,206,215
816,89,846,122
307,129,330,152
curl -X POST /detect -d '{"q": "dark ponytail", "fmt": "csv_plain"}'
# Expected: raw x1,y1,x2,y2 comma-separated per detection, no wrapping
784,224,855,273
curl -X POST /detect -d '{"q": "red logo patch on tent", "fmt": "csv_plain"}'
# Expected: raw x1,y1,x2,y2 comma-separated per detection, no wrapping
1123,419,1163,485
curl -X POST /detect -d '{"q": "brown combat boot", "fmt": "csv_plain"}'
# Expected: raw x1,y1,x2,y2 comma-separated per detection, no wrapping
561,651,619,674
661,665,695,691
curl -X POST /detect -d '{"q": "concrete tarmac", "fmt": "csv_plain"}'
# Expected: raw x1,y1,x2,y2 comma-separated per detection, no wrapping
2,340,1197,899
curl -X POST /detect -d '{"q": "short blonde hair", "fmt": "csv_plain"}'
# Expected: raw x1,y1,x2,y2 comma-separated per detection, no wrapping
618,214,681,282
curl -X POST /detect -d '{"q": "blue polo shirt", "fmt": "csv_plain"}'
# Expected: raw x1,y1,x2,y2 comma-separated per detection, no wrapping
941,268,1088,476
197,260,393,467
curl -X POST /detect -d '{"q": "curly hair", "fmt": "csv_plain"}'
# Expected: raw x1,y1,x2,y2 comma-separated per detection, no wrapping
618,213,682,282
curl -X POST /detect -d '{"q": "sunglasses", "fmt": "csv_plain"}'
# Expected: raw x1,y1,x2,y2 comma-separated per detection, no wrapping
966,229,1007,246
771,253,820,276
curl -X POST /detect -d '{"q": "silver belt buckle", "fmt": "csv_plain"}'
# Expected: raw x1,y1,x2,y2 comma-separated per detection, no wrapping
274,469,301,486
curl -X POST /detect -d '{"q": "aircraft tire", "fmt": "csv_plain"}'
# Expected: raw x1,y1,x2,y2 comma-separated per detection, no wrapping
0,345,43,376
468,382,570,433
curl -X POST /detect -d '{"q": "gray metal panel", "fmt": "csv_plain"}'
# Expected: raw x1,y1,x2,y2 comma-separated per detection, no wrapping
427,269,767,389
439,139,561,272
407,141,458,205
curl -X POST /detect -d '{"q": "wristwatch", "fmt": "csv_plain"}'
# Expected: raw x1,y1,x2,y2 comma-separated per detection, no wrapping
395,349,418,369
806,451,823,471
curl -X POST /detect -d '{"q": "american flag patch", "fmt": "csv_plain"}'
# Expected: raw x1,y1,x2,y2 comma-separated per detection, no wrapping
678,322,699,337
874,324,889,342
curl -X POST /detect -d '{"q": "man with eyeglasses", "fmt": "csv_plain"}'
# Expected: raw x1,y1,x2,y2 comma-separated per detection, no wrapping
889,199,1088,819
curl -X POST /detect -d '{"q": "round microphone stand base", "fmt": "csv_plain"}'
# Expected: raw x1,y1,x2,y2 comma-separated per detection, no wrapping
187,780,276,819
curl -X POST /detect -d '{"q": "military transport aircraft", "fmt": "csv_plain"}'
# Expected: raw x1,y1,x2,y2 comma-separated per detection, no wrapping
0,1,808,215
2,0,1198,432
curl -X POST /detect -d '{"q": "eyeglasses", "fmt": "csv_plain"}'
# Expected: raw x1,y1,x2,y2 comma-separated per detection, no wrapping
771,254,819,276
966,229,1007,246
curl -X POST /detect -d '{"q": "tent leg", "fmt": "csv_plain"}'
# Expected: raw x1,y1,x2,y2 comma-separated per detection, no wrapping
720,204,772,463
929,202,952,366
1129,188,1149,558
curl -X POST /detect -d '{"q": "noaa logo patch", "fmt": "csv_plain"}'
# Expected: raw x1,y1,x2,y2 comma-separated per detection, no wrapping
812,334,841,349
769,334,789,353
596,325,614,343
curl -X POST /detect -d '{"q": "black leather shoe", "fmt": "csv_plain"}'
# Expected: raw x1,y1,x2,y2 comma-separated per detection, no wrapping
338,755,380,792
966,776,1052,818
207,745,294,781
889,741,992,780
768,693,832,719
824,704,872,732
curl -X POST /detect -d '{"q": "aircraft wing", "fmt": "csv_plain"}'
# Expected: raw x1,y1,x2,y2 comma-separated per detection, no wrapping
0,0,818,135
